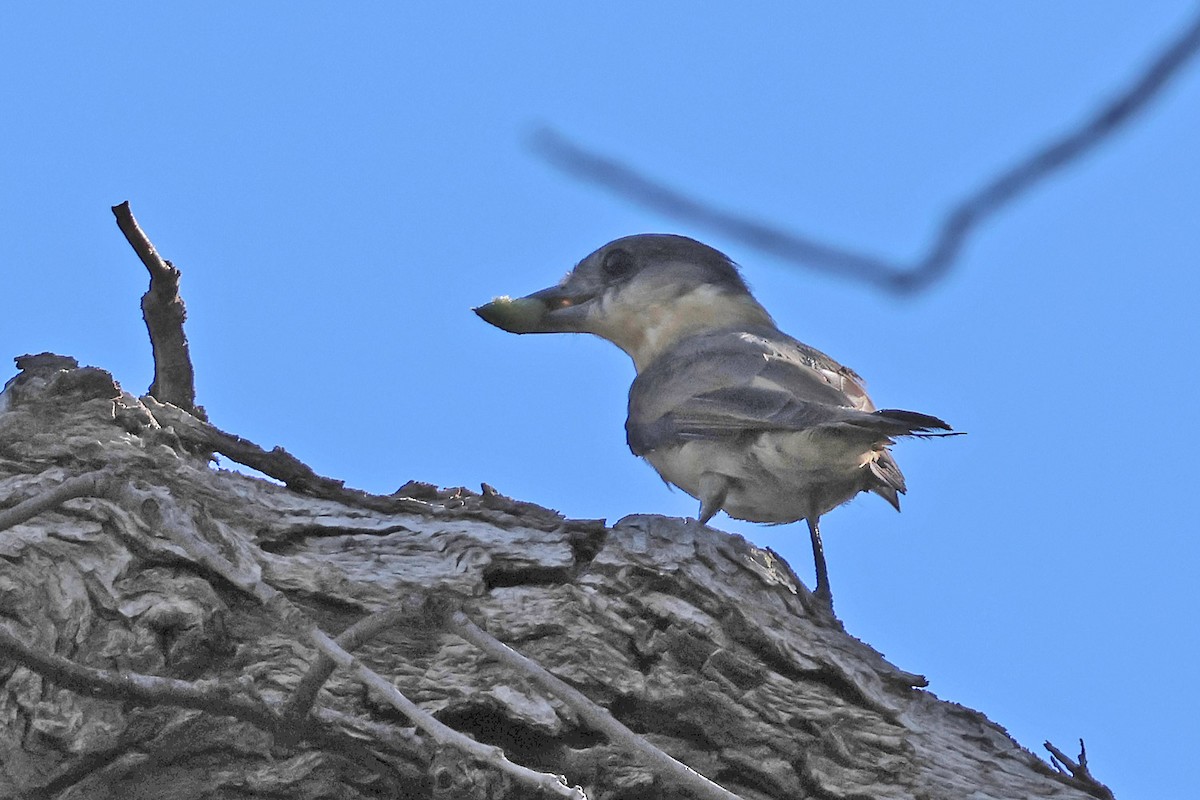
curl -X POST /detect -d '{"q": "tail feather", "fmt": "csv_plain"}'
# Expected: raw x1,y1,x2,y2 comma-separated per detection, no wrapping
871,408,960,438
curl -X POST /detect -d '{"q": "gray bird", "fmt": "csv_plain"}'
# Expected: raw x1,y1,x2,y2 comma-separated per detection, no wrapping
474,234,955,609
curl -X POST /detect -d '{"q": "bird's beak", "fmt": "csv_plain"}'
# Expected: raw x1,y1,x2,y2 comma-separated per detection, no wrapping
473,284,595,334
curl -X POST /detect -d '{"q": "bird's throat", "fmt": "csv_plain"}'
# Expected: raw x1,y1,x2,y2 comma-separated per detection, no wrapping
591,285,774,372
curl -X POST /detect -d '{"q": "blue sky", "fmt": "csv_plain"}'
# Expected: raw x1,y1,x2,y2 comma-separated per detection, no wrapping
3,4,1198,797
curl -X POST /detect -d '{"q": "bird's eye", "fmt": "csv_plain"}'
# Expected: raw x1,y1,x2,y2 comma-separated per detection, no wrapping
601,248,635,279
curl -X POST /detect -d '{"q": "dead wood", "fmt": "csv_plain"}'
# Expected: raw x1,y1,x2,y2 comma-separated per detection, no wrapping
0,355,1106,799
111,202,203,419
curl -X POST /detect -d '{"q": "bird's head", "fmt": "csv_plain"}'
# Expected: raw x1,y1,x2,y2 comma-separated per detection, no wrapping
474,234,774,371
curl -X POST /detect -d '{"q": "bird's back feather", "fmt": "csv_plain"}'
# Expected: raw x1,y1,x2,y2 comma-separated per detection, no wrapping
627,326,950,455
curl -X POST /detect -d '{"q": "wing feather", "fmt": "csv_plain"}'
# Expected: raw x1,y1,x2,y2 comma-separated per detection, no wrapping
627,326,879,455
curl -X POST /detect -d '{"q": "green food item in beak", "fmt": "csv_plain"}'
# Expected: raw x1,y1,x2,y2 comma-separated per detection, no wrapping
473,295,550,334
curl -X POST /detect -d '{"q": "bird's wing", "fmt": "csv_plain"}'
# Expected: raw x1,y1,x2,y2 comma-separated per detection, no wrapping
626,328,878,455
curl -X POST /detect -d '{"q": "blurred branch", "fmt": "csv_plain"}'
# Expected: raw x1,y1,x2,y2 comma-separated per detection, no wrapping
533,10,1200,294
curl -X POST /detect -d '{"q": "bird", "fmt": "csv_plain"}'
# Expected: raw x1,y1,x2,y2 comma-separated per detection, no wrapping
474,233,956,610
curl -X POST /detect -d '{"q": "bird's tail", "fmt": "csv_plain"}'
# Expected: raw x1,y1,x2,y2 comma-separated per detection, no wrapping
862,410,958,512
871,409,960,438
868,451,906,511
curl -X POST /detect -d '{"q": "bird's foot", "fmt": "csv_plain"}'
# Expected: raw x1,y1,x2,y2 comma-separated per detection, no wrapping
810,583,837,621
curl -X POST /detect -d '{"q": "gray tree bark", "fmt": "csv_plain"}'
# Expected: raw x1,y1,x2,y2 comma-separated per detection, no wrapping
0,354,1101,799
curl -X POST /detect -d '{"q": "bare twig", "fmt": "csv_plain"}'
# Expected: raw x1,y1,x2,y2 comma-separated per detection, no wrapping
1044,739,1116,800
145,397,347,492
0,470,113,533
533,10,1200,294
0,622,276,728
291,605,588,795
143,397,431,515
281,605,416,727
0,467,690,799
306,625,588,799
2,481,581,796
141,398,568,532
121,488,587,799
112,481,278,604
111,201,203,416
446,610,746,800
0,623,417,792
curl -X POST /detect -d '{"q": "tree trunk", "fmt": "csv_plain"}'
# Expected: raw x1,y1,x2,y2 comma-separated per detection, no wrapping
0,354,1100,800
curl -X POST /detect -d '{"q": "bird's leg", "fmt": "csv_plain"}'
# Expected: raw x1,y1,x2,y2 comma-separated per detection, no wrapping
806,516,833,610
695,473,729,526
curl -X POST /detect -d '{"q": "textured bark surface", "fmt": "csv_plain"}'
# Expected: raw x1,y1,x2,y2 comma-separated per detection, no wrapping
0,356,1094,799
